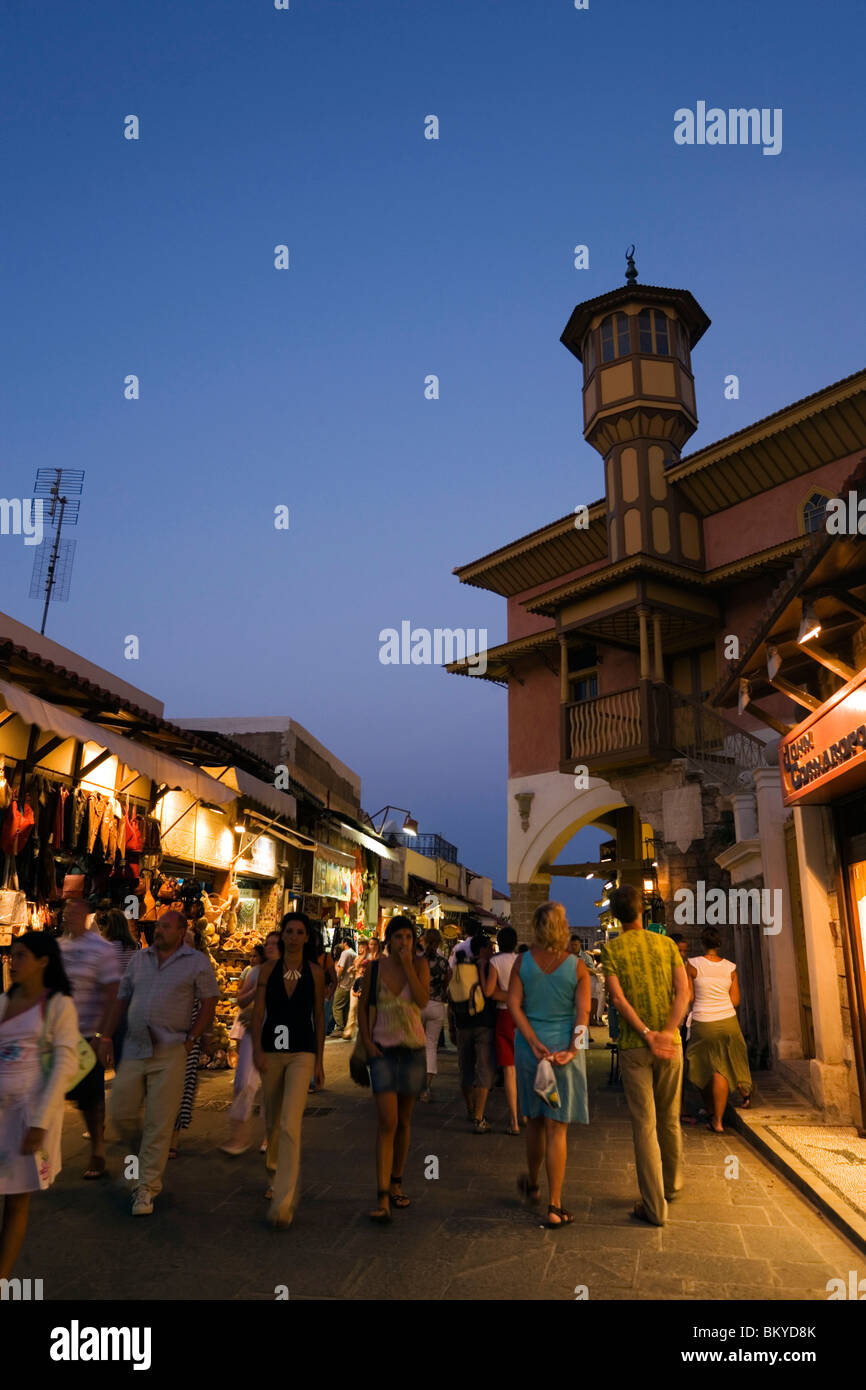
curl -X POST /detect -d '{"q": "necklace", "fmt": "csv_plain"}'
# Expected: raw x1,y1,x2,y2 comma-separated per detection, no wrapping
283,964,302,982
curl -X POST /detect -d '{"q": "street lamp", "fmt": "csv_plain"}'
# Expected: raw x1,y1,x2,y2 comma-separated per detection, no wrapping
365,805,419,836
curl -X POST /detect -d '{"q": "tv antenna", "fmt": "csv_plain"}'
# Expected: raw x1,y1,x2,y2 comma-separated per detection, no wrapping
29,468,85,635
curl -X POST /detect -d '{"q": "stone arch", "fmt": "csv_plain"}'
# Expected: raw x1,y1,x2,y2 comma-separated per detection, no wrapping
510,775,627,884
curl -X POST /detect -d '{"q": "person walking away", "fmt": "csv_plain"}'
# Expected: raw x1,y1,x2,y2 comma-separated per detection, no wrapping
358,916,429,1222
601,885,689,1226
450,929,497,1133
58,897,122,1180
509,902,590,1227
483,925,519,1133
221,941,266,1154
169,913,215,1158
252,912,325,1230
105,910,218,1216
686,927,752,1133
94,907,139,1067
343,938,369,1038
331,940,357,1036
0,932,79,1279
418,927,451,1102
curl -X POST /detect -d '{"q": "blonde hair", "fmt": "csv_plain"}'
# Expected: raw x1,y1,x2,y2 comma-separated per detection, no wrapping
532,901,570,952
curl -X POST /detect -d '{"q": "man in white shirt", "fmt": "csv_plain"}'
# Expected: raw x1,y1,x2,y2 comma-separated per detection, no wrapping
331,943,357,1035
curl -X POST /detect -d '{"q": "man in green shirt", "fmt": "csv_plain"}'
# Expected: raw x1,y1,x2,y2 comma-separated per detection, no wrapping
601,885,690,1226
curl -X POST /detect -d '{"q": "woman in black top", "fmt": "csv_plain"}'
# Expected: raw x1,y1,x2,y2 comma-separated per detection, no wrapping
252,912,325,1230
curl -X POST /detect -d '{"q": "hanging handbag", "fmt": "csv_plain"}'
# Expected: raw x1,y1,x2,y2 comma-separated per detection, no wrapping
37,997,97,1093
0,854,26,929
349,961,379,1087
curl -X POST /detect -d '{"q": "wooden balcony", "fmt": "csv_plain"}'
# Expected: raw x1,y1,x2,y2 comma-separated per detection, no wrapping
560,681,767,778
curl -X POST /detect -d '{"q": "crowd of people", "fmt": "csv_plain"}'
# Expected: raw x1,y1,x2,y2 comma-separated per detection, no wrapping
0,886,754,1274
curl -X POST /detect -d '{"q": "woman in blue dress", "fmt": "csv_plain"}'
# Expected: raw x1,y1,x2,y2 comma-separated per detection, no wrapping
508,901,590,1227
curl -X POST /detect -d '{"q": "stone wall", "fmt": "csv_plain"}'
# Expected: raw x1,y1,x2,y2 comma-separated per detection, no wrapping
508,880,551,945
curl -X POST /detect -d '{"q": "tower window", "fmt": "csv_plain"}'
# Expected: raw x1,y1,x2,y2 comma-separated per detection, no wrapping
637,308,673,355
653,310,669,355
584,331,596,374
615,313,631,356
601,316,615,362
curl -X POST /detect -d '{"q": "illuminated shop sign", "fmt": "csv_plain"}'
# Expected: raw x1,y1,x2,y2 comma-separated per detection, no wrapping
780,667,866,806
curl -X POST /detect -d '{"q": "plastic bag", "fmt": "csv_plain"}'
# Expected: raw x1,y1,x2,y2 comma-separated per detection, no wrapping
534,1057,561,1109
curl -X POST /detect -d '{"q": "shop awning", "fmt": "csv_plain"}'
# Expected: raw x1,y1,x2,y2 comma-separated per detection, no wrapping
202,765,297,824
0,677,236,807
438,897,470,914
329,816,399,861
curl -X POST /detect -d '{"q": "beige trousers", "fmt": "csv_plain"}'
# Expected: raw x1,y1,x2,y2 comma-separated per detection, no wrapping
619,1046,684,1225
110,1043,188,1198
262,1051,315,1224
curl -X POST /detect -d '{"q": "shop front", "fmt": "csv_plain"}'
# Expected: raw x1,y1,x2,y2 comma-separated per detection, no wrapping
780,664,866,1131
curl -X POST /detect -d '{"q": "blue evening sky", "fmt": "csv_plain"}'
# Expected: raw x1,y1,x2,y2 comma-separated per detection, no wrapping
1,0,863,923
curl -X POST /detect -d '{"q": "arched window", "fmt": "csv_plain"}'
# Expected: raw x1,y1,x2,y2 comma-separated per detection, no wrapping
801,491,832,535
653,310,669,354
615,312,631,356
601,316,615,362
600,312,631,362
584,331,596,375
637,309,673,355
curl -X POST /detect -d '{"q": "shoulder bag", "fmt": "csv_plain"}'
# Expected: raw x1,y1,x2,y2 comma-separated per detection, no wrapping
349,960,379,1088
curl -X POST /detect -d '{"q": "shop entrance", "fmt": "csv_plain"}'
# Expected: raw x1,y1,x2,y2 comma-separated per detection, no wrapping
834,800,866,1133
784,817,815,1059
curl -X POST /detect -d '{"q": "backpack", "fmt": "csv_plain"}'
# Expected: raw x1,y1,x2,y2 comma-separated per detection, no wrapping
448,960,486,1020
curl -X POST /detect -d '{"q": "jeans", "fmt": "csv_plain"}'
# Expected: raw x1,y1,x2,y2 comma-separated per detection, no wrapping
420,999,447,1075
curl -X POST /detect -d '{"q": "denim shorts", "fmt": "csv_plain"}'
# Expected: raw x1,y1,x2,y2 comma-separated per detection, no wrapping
369,1046,426,1096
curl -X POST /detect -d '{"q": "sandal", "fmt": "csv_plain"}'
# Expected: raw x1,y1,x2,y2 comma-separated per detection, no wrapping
505,1123,520,1136
83,1156,107,1180
706,1122,724,1134
741,1094,752,1109
546,1205,574,1228
264,1185,273,1200
389,1174,410,1209
517,1173,541,1205
167,1147,178,1161
369,1190,392,1223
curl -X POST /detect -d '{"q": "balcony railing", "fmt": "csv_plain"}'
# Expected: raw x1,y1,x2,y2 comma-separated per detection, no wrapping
562,681,766,778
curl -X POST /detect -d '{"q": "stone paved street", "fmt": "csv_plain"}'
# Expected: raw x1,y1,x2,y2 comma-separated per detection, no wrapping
17,1031,864,1301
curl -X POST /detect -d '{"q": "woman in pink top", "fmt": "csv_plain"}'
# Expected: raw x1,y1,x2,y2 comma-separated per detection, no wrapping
358,916,429,1223
686,927,753,1133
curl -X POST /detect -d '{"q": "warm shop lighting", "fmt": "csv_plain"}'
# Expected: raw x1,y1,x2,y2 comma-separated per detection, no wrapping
586,871,594,879
643,878,654,892
652,860,658,868
604,880,614,891
797,602,822,645
403,816,419,837
234,824,245,834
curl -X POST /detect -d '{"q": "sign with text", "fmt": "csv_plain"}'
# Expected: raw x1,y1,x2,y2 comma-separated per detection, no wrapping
779,665,866,806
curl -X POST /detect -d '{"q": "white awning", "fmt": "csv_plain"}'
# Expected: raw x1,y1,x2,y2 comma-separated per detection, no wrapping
202,765,297,824
0,678,236,807
331,818,399,861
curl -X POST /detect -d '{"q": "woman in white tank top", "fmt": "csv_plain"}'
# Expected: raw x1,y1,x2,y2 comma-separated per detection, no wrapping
685,927,753,1134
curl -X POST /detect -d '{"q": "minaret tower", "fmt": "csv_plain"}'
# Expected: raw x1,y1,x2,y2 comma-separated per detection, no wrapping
561,249,710,568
